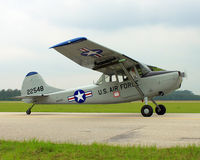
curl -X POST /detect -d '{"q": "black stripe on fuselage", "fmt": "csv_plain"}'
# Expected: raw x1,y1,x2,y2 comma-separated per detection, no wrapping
142,71,177,78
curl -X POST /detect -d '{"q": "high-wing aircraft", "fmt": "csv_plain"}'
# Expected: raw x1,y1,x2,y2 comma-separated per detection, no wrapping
17,37,184,117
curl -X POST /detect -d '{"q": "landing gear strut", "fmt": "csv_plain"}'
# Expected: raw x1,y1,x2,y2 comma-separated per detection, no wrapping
118,62,166,117
140,97,166,117
26,104,35,115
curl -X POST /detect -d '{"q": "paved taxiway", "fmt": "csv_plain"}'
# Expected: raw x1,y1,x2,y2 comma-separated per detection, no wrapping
0,112,200,147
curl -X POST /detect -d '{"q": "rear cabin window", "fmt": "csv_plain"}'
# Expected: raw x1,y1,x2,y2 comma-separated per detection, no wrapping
118,75,123,82
105,75,110,82
123,75,128,81
111,75,117,82
96,74,129,85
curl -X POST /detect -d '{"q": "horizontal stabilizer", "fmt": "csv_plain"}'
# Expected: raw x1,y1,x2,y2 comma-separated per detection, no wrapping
14,94,48,99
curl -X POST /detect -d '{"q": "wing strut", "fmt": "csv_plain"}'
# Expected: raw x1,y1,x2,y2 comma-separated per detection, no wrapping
119,62,145,100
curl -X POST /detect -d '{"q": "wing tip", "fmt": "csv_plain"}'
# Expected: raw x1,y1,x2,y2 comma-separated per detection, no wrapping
49,37,87,49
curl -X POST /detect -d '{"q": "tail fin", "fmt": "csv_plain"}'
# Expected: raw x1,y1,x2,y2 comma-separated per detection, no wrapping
21,72,63,96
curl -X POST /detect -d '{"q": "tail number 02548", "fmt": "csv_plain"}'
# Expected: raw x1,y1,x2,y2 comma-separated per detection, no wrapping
27,86,44,95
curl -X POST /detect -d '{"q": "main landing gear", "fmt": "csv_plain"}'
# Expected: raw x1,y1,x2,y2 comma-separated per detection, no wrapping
26,104,35,115
141,97,166,117
118,62,166,117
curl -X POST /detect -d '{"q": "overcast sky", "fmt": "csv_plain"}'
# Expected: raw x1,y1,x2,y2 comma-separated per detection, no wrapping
0,0,200,94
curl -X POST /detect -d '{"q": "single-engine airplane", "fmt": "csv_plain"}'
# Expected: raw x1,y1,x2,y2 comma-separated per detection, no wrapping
17,37,184,117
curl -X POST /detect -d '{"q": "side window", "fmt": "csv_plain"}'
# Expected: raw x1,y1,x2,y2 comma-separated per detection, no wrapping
105,75,110,82
96,74,121,85
105,75,117,83
111,75,117,82
123,75,128,81
118,75,123,82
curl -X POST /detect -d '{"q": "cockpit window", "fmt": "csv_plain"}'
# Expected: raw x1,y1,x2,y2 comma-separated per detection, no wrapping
136,65,143,77
95,63,151,85
135,63,151,77
148,65,165,71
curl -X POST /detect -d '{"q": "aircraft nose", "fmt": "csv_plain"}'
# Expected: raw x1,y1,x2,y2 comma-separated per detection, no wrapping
177,71,185,88
178,71,186,78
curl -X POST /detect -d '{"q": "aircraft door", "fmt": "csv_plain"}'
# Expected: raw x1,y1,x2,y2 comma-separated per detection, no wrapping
118,67,142,98
130,67,142,85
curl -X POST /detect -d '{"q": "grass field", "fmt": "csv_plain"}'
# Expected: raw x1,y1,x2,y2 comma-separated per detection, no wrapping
0,140,200,160
0,101,200,113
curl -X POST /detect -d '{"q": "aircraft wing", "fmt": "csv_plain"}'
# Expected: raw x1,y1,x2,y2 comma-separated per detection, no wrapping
50,37,140,75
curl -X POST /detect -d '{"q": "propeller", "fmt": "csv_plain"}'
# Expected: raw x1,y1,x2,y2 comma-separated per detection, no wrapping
179,71,187,78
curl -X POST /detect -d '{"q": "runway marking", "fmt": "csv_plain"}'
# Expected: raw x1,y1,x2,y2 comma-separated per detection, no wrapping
1,113,200,120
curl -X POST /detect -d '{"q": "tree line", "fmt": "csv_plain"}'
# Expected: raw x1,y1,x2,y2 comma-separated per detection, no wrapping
154,90,200,100
0,89,200,101
0,89,21,101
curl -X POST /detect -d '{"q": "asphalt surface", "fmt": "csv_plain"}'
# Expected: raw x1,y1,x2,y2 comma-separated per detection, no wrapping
0,112,200,147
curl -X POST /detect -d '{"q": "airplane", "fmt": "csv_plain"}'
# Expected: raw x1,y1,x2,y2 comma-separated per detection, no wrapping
17,37,184,117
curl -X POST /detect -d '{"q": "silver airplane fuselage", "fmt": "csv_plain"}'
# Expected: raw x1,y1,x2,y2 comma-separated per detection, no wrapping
24,71,182,105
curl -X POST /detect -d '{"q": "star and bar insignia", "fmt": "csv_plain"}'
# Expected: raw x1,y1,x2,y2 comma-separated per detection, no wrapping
68,89,93,103
80,48,103,58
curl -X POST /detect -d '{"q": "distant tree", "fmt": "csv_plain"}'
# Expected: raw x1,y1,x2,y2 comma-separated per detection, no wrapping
155,90,200,100
0,89,21,101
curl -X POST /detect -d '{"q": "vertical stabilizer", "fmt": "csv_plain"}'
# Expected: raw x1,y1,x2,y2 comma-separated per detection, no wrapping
21,72,62,97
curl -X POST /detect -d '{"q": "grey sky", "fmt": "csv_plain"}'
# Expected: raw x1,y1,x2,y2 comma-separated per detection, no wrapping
0,0,200,94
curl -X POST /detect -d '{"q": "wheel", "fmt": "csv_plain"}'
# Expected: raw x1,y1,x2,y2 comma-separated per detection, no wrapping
141,105,153,117
155,104,166,115
26,109,31,115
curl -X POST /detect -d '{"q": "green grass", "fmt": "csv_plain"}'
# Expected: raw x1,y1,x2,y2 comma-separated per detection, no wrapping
0,101,200,113
0,140,200,160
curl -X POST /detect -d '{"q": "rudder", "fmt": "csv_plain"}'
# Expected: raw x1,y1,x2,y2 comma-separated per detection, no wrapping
21,72,62,96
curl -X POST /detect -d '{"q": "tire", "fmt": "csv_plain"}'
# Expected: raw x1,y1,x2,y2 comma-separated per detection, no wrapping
155,104,166,115
141,105,153,117
26,109,31,115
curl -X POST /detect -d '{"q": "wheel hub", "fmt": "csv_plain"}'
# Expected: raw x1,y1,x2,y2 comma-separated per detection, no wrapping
144,108,149,114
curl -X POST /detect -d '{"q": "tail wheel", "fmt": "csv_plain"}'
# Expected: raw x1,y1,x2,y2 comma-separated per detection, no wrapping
26,104,35,115
141,105,153,117
26,109,31,115
155,104,166,115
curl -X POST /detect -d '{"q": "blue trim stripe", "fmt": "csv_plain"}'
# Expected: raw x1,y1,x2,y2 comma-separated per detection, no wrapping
26,72,38,77
49,37,87,49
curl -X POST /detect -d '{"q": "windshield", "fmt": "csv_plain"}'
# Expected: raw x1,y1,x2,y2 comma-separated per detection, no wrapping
136,63,151,77
140,63,151,74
